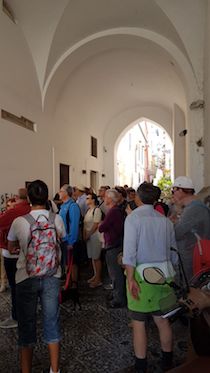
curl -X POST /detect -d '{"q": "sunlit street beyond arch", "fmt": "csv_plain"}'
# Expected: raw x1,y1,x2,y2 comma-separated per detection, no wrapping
116,120,173,190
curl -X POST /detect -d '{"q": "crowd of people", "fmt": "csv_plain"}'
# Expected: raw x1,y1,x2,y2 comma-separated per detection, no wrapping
0,176,210,373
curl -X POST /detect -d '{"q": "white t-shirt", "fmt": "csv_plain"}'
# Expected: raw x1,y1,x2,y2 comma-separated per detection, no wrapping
8,210,66,284
84,207,102,232
2,248,19,259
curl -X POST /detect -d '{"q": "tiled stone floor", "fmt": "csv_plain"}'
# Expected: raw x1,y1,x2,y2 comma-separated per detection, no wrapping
0,268,189,373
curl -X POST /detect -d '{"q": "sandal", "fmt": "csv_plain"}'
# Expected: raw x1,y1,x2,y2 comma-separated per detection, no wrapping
89,281,102,288
87,276,96,284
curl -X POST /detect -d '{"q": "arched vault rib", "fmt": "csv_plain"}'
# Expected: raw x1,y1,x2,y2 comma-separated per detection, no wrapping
42,27,200,110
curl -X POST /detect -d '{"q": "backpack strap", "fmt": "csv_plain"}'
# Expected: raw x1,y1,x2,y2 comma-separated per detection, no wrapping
92,207,97,217
48,210,56,224
23,213,36,226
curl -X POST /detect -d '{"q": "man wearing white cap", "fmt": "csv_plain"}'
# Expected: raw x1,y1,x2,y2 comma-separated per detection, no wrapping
171,176,210,281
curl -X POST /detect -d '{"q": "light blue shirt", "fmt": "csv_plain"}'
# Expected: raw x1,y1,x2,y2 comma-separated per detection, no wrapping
123,204,177,267
76,194,88,217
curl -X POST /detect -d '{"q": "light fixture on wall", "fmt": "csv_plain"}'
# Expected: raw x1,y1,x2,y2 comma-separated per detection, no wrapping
103,146,107,153
196,137,203,147
82,170,86,174
102,173,106,178
189,99,204,110
179,129,187,137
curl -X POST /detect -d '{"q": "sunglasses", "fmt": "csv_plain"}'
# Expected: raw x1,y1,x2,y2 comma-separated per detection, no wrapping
171,187,181,194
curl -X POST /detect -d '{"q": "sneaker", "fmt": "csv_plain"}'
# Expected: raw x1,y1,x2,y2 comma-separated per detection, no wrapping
0,318,18,329
103,283,113,290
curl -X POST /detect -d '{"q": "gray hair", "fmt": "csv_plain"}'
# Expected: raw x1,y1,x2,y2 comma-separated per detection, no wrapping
106,188,120,203
62,184,73,197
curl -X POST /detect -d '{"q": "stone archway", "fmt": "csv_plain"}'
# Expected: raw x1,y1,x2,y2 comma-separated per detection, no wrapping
103,106,186,188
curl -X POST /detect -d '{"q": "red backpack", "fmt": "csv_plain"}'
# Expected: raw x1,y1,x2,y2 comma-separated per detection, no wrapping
193,233,210,275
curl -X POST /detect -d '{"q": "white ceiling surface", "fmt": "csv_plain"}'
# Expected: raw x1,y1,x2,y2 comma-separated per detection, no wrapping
55,39,186,131
44,34,186,115
7,0,203,102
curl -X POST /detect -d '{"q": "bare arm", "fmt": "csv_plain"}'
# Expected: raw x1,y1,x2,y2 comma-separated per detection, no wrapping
8,240,20,255
86,222,99,240
125,265,140,300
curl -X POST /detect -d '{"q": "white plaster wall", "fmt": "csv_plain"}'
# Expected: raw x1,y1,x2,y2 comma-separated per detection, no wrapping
172,104,186,179
0,1,207,200
0,87,54,201
0,9,54,202
156,0,206,91
204,0,210,187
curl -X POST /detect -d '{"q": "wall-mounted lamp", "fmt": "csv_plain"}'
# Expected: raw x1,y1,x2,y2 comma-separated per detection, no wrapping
190,99,204,110
82,170,86,174
102,173,106,178
196,137,203,147
103,146,107,153
179,129,187,137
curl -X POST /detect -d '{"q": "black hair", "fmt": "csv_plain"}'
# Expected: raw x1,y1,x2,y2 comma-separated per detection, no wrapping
27,180,48,206
137,182,157,205
88,192,99,206
153,186,161,201
127,187,136,194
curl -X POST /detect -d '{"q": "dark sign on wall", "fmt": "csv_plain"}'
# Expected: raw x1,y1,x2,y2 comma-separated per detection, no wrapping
0,193,15,212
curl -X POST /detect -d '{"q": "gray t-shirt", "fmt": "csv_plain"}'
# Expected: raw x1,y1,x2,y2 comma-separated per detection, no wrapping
175,200,210,280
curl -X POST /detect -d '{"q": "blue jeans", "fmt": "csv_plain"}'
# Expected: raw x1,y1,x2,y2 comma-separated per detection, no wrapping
16,276,60,347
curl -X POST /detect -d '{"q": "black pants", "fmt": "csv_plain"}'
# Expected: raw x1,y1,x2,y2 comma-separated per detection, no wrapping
4,257,17,320
105,246,126,304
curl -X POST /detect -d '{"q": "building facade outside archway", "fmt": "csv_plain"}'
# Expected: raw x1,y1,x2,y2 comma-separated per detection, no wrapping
115,119,173,189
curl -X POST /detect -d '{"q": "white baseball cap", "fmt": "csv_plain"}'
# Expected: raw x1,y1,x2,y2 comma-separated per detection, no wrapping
173,176,194,190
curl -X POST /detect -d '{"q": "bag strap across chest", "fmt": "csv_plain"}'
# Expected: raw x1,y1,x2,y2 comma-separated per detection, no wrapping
23,211,56,226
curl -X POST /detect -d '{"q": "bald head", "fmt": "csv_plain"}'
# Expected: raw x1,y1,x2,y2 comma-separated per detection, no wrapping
18,188,28,200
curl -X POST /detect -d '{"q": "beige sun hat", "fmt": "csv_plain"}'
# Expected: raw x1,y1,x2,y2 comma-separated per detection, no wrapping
76,184,86,192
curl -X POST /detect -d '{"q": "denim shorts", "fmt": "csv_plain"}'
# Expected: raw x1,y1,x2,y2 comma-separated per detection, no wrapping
16,276,61,347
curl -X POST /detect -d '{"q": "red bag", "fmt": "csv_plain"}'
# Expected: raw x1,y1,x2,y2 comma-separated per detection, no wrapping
59,249,73,304
193,233,210,275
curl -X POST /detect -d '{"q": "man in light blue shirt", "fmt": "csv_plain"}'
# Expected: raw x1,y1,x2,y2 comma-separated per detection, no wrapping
123,182,177,373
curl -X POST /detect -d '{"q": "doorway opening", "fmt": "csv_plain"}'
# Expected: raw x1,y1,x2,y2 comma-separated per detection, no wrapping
115,120,173,189
60,163,70,187
90,170,98,193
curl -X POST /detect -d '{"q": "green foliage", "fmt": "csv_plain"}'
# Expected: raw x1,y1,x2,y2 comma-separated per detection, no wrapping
157,176,172,201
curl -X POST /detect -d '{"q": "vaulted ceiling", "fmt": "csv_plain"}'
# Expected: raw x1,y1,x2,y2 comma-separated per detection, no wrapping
6,0,205,111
